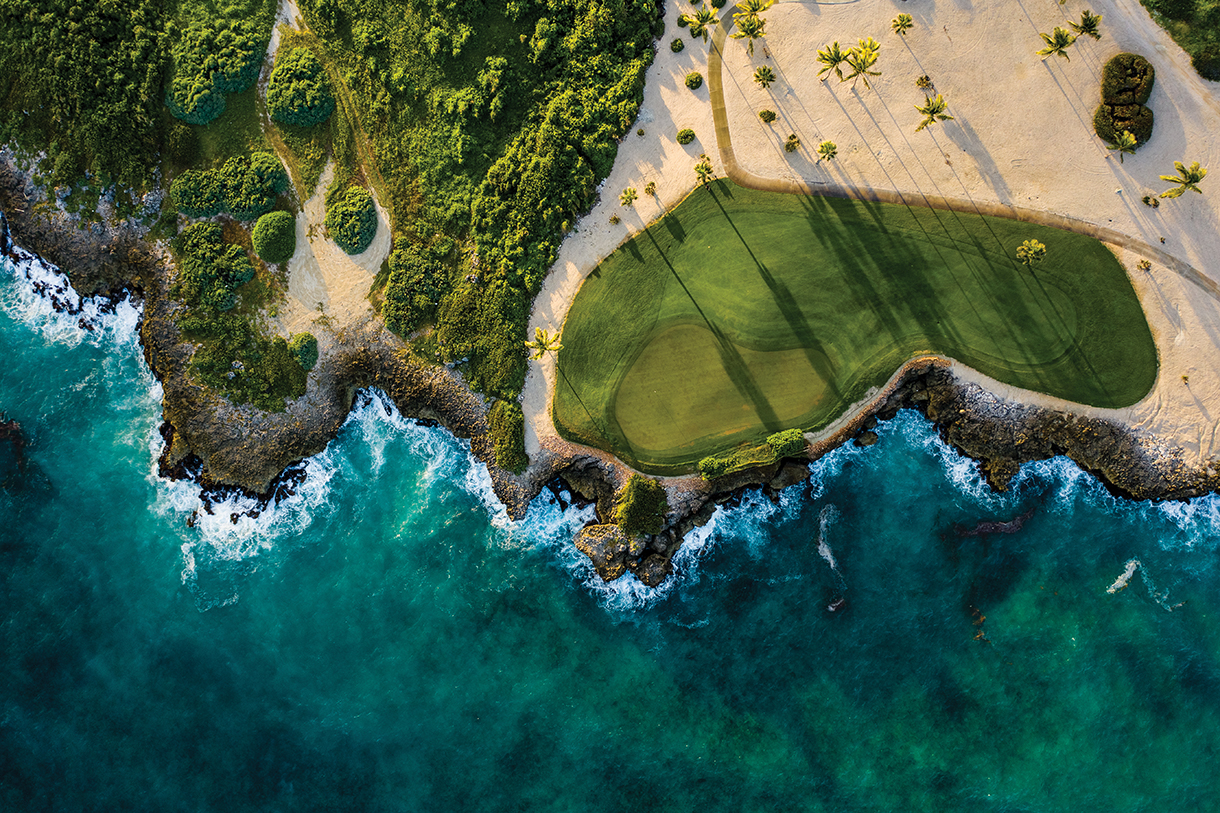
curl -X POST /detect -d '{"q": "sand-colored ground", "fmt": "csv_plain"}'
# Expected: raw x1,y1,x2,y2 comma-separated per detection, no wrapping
523,0,1220,473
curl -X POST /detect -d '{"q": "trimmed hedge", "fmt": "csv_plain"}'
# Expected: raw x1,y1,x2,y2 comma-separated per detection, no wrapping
1094,53,1156,146
252,211,297,264
676,128,696,145
325,186,378,254
698,429,810,480
267,47,336,127
170,169,225,218
671,38,685,53
488,399,528,473
383,243,447,336
289,332,318,371
614,474,668,537
685,71,703,90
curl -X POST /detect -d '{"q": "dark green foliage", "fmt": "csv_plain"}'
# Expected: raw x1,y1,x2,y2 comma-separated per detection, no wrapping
1094,54,1156,147
220,153,290,220
671,38,686,52
0,0,171,189
488,399,528,473
1137,0,1220,81
759,109,777,123
686,71,704,90
325,186,378,254
171,170,225,218
435,278,527,399
289,332,319,371
167,122,202,167
382,243,448,336
168,18,271,125
711,0,726,8
267,47,336,127
614,474,668,537
173,222,256,313
766,428,808,459
252,211,297,264
1101,53,1155,104
677,128,697,145
1192,46,1220,81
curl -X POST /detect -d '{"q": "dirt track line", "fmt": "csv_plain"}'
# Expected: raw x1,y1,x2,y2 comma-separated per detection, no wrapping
706,9,1220,303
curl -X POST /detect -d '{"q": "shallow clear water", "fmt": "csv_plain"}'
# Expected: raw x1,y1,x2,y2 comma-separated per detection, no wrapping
3,252,1220,812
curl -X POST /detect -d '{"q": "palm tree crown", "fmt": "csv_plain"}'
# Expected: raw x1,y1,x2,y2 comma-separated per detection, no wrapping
816,42,848,81
1069,10,1103,40
914,94,953,131
892,13,913,36
817,141,837,161
845,38,881,89
731,14,766,56
683,6,718,42
733,0,774,20
695,154,715,185
1037,27,1077,61
525,328,563,360
1159,161,1207,198
754,65,776,89
1106,130,1138,163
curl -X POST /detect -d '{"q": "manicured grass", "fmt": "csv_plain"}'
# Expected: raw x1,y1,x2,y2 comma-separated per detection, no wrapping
555,180,1158,474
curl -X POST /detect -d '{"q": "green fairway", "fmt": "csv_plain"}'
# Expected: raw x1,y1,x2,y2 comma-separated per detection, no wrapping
554,180,1158,475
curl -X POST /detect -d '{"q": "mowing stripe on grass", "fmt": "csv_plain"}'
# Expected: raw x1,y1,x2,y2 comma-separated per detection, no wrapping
554,179,1157,475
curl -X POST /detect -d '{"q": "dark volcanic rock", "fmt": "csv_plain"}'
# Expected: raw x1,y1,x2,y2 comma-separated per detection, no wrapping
574,524,638,581
629,554,673,587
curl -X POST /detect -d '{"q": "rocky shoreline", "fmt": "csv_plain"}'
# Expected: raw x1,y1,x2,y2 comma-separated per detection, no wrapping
4,157,1220,588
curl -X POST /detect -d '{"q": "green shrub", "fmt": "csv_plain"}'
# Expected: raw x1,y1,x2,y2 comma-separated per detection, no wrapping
168,19,269,125
325,186,378,254
785,134,801,152
1101,53,1155,104
251,211,297,264
1192,46,1220,81
766,428,808,459
676,14,689,27
697,455,729,480
1095,53,1156,147
676,128,697,145
685,71,703,90
488,399,528,473
671,38,685,53
711,0,726,8
267,47,336,127
170,169,224,218
383,243,447,336
434,277,527,399
173,222,256,314
221,153,290,220
288,332,318,371
614,474,668,537
759,109,777,123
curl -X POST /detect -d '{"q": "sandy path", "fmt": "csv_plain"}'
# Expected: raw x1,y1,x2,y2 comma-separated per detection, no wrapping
524,0,1220,472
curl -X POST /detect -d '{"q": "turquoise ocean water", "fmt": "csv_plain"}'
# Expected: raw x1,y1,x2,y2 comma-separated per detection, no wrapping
4,250,1220,811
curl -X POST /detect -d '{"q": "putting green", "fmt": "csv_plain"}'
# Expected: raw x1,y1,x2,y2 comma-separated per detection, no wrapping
554,180,1157,474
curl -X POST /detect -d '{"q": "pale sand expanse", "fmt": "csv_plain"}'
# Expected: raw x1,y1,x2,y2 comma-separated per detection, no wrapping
524,0,1220,473
270,161,391,349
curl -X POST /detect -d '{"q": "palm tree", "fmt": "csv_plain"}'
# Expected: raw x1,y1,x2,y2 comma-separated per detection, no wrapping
817,141,837,161
731,14,766,56
1069,10,1102,40
1016,239,1047,270
892,13,914,36
644,181,657,196
817,42,848,81
914,94,954,131
1037,27,1077,61
620,188,638,206
1159,161,1208,198
684,5,718,42
695,154,715,185
845,38,881,89
733,0,774,20
754,65,776,89
1106,130,1138,163
524,327,563,360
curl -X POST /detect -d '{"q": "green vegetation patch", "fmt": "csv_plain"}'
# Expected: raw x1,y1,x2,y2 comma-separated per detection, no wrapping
1093,53,1156,147
1139,0,1220,80
697,429,807,480
268,47,337,128
325,185,378,254
169,152,289,221
167,0,276,125
382,243,448,336
289,332,319,371
488,399,528,473
614,474,668,537
555,181,1158,475
252,211,298,264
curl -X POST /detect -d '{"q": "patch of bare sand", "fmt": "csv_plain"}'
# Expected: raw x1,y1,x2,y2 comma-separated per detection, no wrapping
525,0,1220,473
271,161,391,349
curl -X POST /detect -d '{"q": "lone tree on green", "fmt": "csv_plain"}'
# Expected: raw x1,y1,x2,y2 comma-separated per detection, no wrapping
892,13,914,36
1017,239,1047,269
325,186,378,255
251,211,297,264
914,94,954,132
1037,27,1077,61
267,47,336,128
1159,161,1207,198
754,65,776,89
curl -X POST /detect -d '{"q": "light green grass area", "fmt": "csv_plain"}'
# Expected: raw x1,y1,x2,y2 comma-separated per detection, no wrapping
555,180,1158,475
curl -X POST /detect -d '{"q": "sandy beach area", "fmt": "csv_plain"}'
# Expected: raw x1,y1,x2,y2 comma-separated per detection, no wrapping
523,0,1220,473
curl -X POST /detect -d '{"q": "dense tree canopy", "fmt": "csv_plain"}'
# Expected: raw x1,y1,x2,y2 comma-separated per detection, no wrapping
174,222,256,313
267,47,336,127
220,152,290,219
167,18,270,125
382,243,448,335
325,185,378,254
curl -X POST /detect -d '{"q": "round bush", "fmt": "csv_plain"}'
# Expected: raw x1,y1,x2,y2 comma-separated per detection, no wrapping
759,109,777,123
1101,53,1155,105
670,38,685,53
710,0,726,8
288,332,318,371
676,14,689,27
325,186,378,255
676,128,696,145
685,71,703,90
267,47,336,128
251,211,297,264
221,152,290,220
170,169,224,218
